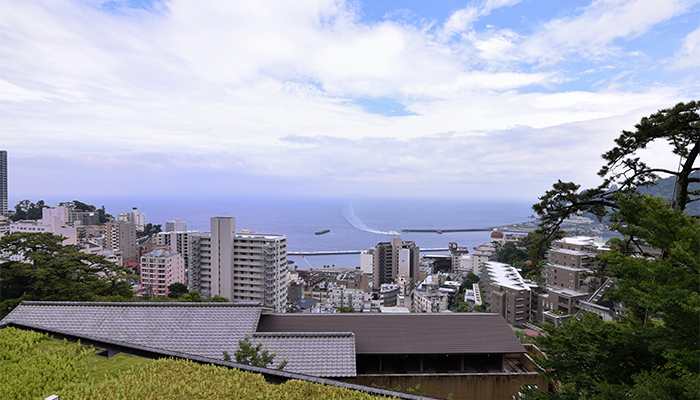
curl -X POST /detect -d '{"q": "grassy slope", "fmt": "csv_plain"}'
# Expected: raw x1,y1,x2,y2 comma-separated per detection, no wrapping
1,327,396,400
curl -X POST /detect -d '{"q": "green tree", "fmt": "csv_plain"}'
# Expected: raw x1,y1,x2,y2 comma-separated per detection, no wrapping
233,335,276,368
167,282,188,299
336,306,355,313
533,101,699,250
11,199,47,221
140,223,162,238
177,291,206,302
0,232,136,317
210,295,229,302
496,242,528,267
525,102,700,399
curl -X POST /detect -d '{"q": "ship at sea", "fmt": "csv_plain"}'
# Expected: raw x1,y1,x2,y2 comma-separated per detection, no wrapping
315,229,330,235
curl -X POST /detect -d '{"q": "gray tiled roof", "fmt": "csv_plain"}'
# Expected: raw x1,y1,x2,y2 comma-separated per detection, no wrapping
251,332,356,377
1,301,261,360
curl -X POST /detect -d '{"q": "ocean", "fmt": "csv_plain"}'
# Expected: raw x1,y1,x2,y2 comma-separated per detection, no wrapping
14,195,537,269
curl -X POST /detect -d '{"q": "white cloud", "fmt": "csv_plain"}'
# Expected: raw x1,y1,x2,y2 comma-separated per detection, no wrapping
521,0,700,63
1,0,698,199
671,24,700,70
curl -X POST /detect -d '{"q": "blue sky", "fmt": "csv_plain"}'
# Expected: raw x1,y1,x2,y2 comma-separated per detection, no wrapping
2,0,699,201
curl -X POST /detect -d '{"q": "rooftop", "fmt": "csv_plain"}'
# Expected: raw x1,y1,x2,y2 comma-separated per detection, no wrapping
483,261,530,291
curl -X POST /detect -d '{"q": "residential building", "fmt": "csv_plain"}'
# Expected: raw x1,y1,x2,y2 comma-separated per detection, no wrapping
371,237,419,289
68,210,100,226
105,221,137,265
0,150,6,215
156,230,204,290
10,207,77,245
165,218,187,232
480,261,531,325
140,248,186,297
359,248,374,274
536,286,589,326
197,217,288,312
449,242,470,271
331,286,368,311
118,207,146,231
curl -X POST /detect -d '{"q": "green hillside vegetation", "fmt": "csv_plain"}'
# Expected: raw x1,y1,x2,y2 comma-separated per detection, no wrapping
637,170,700,215
1,327,398,400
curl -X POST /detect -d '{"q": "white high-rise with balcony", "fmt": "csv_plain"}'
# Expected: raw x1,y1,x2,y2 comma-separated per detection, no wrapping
195,217,288,312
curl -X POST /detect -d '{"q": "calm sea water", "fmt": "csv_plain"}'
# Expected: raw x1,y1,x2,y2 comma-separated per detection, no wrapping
18,195,537,269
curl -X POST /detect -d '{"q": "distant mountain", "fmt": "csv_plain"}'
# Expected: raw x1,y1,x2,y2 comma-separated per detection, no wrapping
579,170,699,223
638,170,699,216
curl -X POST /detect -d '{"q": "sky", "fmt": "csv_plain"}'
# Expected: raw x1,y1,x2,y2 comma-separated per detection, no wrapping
2,0,699,201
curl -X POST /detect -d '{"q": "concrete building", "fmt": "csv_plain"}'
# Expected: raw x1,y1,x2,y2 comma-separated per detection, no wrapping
413,275,450,313
68,210,100,226
480,261,531,325
0,150,6,216
359,248,374,274
165,218,187,232
105,221,137,265
331,286,368,311
10,219,77,245
536,286,588,324
156,230,204,291
140,248,186,297
371,238,419,289
449,242,470,271
546,236,608,292
10,207,77,245
118,207,146,231
197,217,288,312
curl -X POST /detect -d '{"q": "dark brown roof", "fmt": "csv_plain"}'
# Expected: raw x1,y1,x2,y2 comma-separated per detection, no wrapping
257,313,525,355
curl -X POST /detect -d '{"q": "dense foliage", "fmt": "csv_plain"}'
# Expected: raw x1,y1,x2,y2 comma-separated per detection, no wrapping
0,232,136,317
2,327,396,400
524,102,700,399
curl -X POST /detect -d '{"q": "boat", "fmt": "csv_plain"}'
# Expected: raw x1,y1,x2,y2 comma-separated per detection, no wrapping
315,229,330,235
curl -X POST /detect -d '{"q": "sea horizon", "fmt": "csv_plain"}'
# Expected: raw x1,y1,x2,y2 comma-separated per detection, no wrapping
8,194,538,269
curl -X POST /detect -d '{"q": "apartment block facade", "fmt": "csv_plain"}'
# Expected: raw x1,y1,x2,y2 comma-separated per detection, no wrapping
105,221,137,265
196,217,288,312
480,261,531,325
156,230,203,291
372,237,420,289
140,248,186,297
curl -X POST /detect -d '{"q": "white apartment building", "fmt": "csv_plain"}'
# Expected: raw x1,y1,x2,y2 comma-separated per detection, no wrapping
165,218,187,232
156,230,203,290
196,217,288,312
118,207,146,231
140,248,186,297
479,261,531,324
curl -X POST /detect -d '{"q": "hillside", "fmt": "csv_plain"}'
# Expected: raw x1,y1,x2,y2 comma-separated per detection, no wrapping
1,327,397,400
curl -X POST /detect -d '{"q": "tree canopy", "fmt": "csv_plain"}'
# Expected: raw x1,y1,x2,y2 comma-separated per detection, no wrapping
533,101,699,249
524,102,700,399
0,232,137,317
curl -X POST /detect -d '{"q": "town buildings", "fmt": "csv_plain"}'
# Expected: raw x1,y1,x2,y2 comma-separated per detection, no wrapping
10,206,77,245
117,207,146,231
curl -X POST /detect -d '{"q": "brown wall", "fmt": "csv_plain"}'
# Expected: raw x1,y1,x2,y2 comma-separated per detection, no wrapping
340,370,547,400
